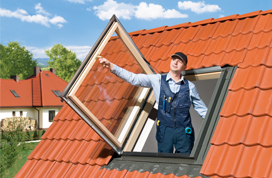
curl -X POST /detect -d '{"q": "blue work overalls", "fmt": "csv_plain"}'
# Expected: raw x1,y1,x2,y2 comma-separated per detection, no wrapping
156,75,194,154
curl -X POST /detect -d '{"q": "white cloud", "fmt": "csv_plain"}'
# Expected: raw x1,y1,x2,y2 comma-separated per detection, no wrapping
135,2,188,20
93,0,188,21
93,0,135,20
49,16,67,24
26,45,91,61
25,46,49,59
66,46,92,60
219,14,225,18
0,4,67,28
178,1,221,14
35,3,51,16
66,0,92,4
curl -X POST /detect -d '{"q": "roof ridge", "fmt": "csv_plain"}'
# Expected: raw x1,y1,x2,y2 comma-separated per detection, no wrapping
40,72,44,107
43,70,68,83
115,9,272,38
32,79,34,106
260,9,272,15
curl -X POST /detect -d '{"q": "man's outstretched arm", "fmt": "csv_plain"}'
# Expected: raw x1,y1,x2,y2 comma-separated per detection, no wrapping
99,57,159,88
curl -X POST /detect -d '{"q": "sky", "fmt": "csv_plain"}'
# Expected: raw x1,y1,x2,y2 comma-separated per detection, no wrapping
1,0,271,61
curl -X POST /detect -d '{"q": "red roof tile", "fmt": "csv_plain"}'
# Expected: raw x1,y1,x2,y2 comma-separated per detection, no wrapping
211,20,238,38
229,66,272,90
0,79,32,107
211,115,272,146
41,71,67,106
17,9,272,178
201,145,272,177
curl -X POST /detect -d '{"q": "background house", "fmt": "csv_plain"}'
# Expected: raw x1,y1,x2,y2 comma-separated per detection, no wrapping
0,67,67,129
16,9,272,177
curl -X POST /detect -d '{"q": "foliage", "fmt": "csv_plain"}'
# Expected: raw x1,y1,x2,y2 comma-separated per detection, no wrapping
0,42,37,80
45,44,81,82
0,142,39,178
41,67,50,71
0,119,28,177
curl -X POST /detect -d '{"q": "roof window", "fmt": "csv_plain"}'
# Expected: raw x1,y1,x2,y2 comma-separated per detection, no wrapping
61,15,153,154
52,90,61,97
10,90,20,98
60,15,237,161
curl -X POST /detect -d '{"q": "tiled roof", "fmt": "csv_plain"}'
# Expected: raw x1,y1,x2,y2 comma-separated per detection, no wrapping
17,9,272,177
0,70,67,108
0,79,32,107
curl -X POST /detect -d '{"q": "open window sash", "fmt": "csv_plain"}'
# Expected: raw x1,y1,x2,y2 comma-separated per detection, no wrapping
61,15,154,154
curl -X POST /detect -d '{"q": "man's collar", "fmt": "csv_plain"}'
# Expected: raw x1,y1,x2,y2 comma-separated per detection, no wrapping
166,72,184,83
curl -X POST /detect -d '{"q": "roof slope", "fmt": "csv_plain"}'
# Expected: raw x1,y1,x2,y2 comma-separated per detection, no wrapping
0,70,67,108
0,79,32,107
16,9,272,178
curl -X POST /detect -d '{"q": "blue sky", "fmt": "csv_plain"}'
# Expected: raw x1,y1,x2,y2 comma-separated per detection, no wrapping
1,0,271,60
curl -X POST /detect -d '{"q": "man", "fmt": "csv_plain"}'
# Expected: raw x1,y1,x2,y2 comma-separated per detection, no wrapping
99,52,207,154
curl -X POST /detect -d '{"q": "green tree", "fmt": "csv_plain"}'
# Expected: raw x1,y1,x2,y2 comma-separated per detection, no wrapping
45,44,81,82
1,118,27,177
0,42,37,80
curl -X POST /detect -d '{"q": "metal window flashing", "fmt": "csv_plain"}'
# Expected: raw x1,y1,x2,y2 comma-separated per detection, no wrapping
182,66,222,75
185,66,236,163
103,156,208,177
196,66,237,164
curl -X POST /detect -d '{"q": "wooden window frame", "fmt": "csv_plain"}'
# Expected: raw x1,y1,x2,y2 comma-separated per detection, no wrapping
61,15,154,154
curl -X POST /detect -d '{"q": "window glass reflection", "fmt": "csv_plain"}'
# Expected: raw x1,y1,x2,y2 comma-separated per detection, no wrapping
75,35,146,143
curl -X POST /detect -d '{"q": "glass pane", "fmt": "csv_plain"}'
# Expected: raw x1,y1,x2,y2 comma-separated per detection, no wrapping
74,35,147,144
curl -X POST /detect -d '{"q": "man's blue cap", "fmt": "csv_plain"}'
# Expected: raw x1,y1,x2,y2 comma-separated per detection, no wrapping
171,52,187,65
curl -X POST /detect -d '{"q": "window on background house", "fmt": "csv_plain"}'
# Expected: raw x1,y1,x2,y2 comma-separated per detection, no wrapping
52,90,61,97
12,111,16,116
20,111,23,116
10,90,20,98
49,110,55,122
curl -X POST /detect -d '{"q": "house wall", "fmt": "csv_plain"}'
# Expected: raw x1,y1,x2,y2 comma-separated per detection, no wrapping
0,107,36,121
41,107,61,129
0,107,61,129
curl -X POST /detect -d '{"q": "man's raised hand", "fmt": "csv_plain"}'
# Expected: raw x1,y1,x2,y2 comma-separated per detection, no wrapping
99,57,114,70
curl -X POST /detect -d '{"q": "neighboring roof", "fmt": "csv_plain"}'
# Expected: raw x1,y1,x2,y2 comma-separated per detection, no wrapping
17,9,272,178
0,79,32,107
0,70,67,108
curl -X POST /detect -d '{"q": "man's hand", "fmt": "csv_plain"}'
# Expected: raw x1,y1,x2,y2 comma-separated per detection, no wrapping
99,57,114,70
